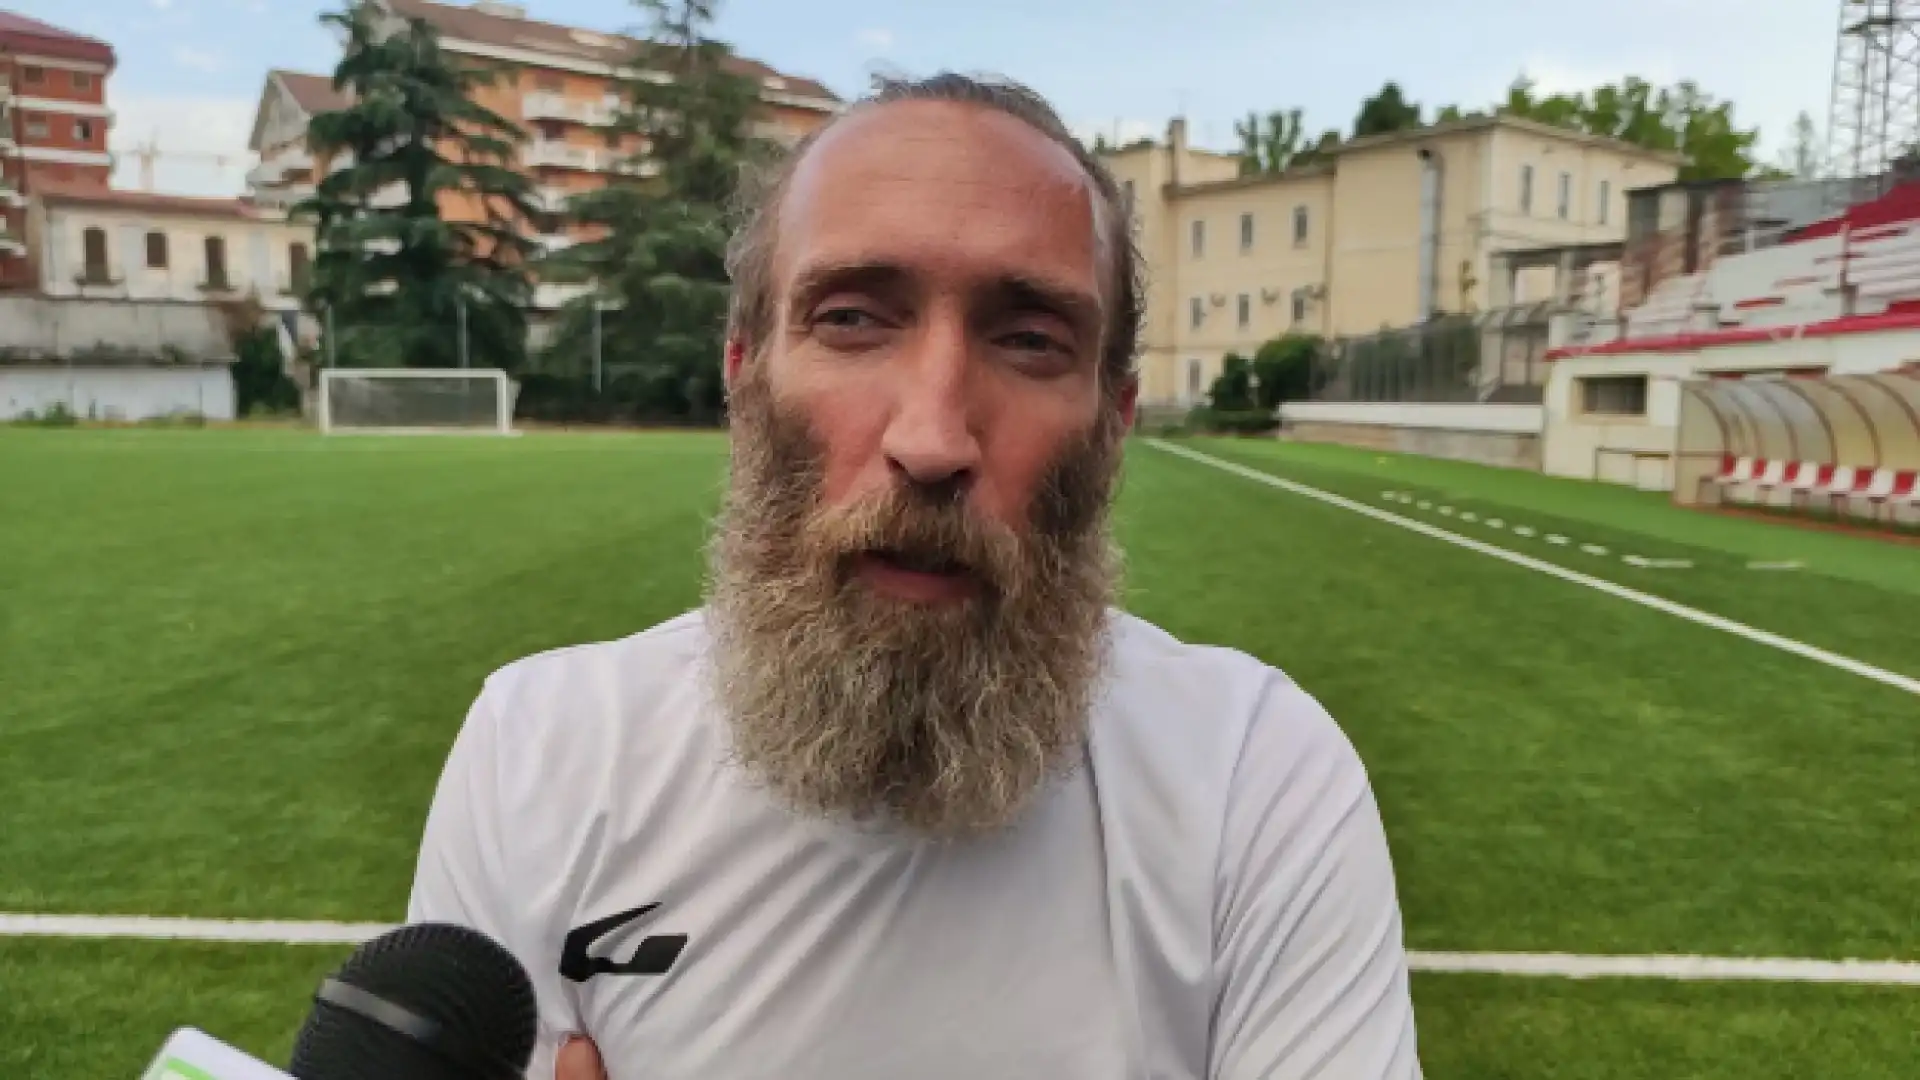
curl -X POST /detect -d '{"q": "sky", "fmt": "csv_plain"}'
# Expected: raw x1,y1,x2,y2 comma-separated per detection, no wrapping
8,0,1844,198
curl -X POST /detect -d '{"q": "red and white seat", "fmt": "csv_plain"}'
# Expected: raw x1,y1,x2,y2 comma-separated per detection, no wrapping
1861,467,1919,520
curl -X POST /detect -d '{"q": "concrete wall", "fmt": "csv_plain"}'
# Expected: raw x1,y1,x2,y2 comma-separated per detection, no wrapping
0,365,235,421
1279,400,1544,469
0,294,238,361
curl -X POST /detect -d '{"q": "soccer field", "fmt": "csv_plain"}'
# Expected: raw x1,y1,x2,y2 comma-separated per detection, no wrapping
2,427,1915,1079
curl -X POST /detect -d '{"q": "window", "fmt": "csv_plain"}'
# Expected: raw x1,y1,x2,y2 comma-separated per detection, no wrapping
1580,375,1648,416
1237,293,1251,328
1190,219,1205,257
1598,180,1612,225
1292,206,1308,246
204,236,229,290
1190,296,1204,330
72,72,93,92
1556,171,1571,220
25,116,48,140
1239,212,1254,252
1291,292,1307,324
81,227,109,282
536,120,565,142
1186,358,1204,401
145,231,168,269
1122,179,1135,215
289,242,311,293
1520,164,1534,214
74,119,94,143
22,66,44,85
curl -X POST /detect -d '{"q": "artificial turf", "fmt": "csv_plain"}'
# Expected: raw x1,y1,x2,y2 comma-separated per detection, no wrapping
1,427,1912,1077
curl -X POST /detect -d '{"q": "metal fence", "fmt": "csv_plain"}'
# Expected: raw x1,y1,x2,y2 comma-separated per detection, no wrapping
1308,307,1554,405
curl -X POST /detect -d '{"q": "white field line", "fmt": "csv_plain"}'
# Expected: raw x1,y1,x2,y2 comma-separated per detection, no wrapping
5,913,1918,985
1145,440,1920,698
0,913,392,944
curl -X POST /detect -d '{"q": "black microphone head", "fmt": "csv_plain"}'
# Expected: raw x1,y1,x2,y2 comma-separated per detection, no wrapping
289,922,538,1080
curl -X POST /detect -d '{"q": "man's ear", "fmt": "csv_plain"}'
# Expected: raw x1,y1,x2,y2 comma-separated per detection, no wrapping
723,337,749,390
1113,373,1139,432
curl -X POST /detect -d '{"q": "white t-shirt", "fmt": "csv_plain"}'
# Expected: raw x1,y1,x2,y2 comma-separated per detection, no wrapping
407,609,1422,1080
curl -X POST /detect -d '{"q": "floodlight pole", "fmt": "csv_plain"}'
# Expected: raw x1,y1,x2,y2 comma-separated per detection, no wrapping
592,299,604,393
457,297,470,369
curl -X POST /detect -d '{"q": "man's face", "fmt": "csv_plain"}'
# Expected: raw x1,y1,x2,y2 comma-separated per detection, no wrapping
705,100,1133,838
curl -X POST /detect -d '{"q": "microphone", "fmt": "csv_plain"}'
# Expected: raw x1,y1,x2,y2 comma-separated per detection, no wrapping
140,922,539,1080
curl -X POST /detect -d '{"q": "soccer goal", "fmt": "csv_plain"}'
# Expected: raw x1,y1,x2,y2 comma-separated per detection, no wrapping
317,369,517,436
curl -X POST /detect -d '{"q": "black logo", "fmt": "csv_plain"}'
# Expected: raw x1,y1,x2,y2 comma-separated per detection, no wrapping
559,903,688,983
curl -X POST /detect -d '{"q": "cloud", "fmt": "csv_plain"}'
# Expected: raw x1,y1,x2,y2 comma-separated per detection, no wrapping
856,27,895,53
172,46,223,74
108,94,257,198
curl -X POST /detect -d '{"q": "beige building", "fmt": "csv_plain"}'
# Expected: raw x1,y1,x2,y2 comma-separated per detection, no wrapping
1105,114,1681,407
30,181,314,313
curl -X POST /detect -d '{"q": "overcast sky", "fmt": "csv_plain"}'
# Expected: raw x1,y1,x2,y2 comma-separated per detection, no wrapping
11,0,1842,197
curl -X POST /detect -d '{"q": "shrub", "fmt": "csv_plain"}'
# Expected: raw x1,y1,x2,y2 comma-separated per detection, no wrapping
1185,406,1280,436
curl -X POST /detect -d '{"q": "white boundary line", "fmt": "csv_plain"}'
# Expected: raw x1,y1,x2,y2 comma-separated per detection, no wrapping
4,914,1917,985
0,913,392,945
1144,440,1920,698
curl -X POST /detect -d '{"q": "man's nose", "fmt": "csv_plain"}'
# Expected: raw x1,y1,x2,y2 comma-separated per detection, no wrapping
881,320,981,490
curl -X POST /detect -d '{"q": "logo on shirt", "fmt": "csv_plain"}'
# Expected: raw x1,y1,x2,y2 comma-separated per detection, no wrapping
559,902,689,983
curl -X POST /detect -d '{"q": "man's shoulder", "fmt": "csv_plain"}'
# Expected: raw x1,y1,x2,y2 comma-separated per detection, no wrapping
1101,610,1364,790
474,609,711,740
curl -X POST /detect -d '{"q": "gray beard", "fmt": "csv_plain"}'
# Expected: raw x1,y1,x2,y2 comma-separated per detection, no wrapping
703,370,1124,839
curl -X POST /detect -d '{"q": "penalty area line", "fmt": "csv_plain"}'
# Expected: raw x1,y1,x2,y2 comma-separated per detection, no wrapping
4,914,1918,985
1144,440,1920,699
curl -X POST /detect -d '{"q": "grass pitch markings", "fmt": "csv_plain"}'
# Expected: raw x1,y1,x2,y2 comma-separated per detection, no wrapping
7,914,1918,986
1148,439,1920,698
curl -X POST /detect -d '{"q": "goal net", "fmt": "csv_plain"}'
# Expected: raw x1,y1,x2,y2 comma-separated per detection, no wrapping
318,369,517,435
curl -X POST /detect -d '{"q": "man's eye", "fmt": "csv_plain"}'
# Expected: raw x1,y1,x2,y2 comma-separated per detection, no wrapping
816,308,878,329
1002,329,1066,354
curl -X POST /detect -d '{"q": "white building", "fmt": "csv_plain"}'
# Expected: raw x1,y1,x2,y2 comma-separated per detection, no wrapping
28,180,314,309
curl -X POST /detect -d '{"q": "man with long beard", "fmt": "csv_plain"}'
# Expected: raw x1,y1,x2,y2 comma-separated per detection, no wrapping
409,74,1421,1080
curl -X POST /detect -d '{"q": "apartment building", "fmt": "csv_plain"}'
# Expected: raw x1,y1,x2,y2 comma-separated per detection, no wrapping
30,180,314,314
245,0,840,307
0,11,116,289
1105,114,1681,407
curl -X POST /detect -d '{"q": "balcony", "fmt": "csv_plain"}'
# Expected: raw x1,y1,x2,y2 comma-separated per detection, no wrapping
0,229,24,255
247,147,315,189
530,185,574,214
0,178,22,207
522,92,618,128
525,141,603,171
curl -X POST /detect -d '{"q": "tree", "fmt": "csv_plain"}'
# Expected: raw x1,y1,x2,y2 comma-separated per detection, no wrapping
1498,73,1762,181
1234,108,1305,175
1249,334,1325,408
299,1,541,371
1776,110,1822,179
1353,82,1422,139
535,0,768,422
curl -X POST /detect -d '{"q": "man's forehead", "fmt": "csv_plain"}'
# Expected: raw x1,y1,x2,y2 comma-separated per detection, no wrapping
773,101,1102,286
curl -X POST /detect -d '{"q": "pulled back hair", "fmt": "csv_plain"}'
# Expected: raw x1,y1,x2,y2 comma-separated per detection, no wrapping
724,72,1144,396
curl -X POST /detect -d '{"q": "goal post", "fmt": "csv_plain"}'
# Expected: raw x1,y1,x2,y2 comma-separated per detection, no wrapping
317,369,517,436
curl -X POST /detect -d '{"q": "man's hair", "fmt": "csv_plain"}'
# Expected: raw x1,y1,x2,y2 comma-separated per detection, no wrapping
724,72,1144,395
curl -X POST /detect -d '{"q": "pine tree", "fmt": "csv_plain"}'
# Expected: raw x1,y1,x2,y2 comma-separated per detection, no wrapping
537,0,771,422
300,1,541,371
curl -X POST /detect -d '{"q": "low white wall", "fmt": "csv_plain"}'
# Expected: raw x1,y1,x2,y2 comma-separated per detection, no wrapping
0,366,236,422
1278,402,1545,470
1279,400,1545,434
